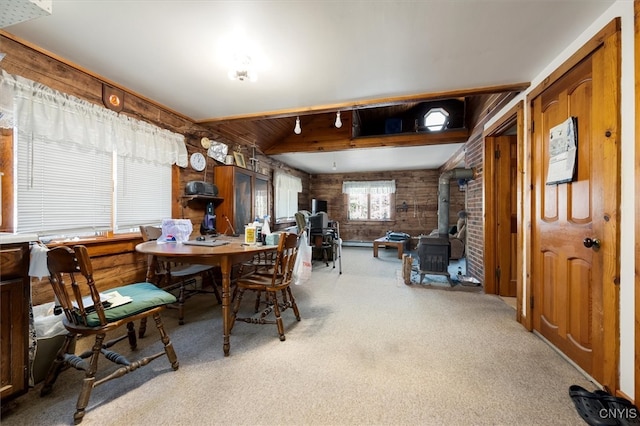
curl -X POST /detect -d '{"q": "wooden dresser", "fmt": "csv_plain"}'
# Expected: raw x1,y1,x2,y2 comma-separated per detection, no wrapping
0,236,36,403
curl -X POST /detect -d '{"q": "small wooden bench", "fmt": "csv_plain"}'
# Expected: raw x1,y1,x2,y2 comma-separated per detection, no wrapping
372,236,406,259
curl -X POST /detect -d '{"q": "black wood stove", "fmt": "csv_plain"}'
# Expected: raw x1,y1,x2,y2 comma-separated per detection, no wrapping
417,236,454,285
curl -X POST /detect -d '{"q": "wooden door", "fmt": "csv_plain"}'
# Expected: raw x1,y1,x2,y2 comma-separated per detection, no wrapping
530,28,619,386
494,135,518,297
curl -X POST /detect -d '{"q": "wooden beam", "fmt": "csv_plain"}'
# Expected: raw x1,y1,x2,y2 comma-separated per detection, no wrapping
264,129,470,155
198,82,530,125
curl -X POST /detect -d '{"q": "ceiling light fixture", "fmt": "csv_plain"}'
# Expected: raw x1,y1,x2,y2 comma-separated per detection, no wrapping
228,54,257,82
294,117,302,134
332,161,337,171
335,111,342,128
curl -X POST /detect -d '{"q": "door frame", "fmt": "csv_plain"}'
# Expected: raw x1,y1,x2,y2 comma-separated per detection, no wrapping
483,101,527,326
526,18,620,391
634,0,639,405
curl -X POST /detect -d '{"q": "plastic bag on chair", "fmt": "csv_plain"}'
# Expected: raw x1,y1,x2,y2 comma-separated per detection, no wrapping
293,231,312,285
159,218,192,243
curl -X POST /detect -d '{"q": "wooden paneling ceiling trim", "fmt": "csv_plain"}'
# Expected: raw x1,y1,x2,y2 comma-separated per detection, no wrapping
196,82,530,125
264,128,470,155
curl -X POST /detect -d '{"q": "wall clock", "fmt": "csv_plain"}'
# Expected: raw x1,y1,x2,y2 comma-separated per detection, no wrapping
207,141,228,163
190,152,207,171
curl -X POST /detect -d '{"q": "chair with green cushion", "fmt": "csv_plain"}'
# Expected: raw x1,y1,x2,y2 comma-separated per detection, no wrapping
42,245,179,424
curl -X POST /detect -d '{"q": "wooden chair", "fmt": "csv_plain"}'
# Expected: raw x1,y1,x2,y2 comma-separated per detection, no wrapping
231,232,301,341
139,225,221,325
42,245,179,424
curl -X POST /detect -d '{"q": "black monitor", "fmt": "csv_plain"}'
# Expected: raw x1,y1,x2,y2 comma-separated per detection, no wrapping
308,212,328,234
311,199,327,215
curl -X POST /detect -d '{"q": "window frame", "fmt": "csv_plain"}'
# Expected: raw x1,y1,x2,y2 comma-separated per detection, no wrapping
0,71,186,238
423,107,450,132
11,129,173,238
342,180,396,222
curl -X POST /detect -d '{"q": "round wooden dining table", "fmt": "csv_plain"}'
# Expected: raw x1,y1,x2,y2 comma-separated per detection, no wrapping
136,237,277,356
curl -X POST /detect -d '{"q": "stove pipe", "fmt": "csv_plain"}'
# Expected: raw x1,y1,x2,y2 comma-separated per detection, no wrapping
437,168,476,237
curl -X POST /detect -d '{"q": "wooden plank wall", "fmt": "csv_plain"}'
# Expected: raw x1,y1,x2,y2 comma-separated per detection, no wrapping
0,34,307,304
30,237,144,306
0,35,220,305
310,170,466,244
2,33,473,302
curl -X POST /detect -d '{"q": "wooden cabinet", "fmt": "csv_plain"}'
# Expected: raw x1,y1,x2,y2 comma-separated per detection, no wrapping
214,166,269,235
1,242,30,402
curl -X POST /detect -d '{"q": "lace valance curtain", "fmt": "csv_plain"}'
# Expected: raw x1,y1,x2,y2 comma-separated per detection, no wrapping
274,171,302,220
0,70,187,167
342,180,396,195
274,171,302,192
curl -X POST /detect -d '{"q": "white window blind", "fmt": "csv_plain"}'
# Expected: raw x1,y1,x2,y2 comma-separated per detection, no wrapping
116,155,172,231
274,171,302,220
1,70,187,236
16,132,112,234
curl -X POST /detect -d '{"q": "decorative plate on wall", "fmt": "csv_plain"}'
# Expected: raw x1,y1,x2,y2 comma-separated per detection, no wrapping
102,84,124,112
200,137,211,149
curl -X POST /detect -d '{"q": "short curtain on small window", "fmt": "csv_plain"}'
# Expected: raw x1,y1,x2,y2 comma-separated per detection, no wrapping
274,171,302,220
343,180,395,220
342,180,396,195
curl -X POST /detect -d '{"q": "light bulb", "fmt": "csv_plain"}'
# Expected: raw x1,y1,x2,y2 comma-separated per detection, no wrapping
335,111,342,128
332,161,337,171
294,117,301,134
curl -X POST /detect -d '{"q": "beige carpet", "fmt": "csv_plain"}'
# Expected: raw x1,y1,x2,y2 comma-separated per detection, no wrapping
1,247,593,425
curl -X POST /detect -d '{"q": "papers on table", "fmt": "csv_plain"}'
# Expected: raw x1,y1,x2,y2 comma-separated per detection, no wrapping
183,239,230,247
73,291,132,312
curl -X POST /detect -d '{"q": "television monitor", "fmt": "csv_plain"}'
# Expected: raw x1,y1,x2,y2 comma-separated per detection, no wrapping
308,212,328,234
311,199,327,215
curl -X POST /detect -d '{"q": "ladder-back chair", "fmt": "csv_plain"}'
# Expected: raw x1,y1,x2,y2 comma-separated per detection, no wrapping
231,232,301,341
43,245,179,424
140,225,221,325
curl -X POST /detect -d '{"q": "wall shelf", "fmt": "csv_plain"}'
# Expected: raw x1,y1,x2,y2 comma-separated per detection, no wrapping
180,195,223,207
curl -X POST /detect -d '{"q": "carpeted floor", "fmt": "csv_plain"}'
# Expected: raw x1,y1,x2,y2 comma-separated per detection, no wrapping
1,246,593,426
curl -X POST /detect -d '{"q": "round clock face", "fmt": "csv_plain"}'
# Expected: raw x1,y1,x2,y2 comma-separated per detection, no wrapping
207,141,229,163
190,152,206,171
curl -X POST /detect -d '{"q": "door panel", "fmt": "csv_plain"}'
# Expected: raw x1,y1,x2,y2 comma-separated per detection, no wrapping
530,20,619,389
495,135,517,297
532,56,596,375
508,140,518,295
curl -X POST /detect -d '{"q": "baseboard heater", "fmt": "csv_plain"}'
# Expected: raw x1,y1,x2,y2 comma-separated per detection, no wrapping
342,240,373,247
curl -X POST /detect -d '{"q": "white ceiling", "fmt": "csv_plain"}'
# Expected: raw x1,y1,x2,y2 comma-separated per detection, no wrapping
2,0,615,173
272,143,465,175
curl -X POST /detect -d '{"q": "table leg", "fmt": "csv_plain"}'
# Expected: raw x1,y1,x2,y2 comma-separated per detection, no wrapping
397,243,403,259
373,242,379,257
220,257,231,356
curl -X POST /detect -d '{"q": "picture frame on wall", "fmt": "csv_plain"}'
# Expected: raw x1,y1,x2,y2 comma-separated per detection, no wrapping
233,152,246,168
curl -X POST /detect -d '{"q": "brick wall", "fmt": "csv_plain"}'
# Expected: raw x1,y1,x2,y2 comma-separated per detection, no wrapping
464,135,484,281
